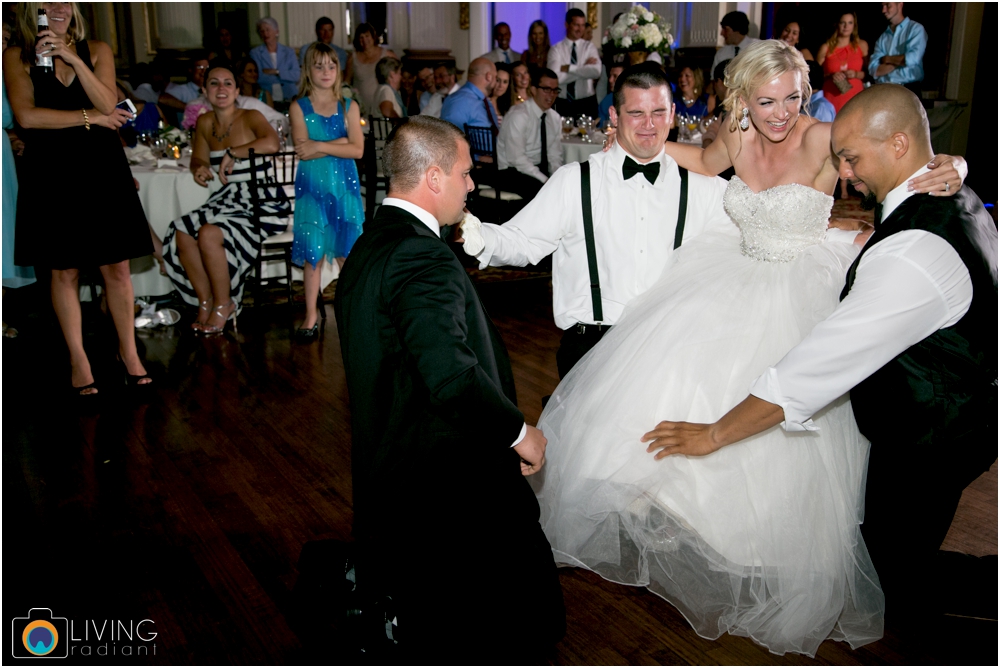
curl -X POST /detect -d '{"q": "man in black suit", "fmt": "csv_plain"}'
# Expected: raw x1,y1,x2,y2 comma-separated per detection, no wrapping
334,116,565,662
642,85,997,631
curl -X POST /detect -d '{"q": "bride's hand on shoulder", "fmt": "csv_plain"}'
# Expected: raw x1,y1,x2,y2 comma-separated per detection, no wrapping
641,420,724,459
602,126,617,152
908,154,966,196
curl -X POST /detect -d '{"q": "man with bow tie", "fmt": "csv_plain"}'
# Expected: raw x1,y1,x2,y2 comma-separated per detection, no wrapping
462,64,733,377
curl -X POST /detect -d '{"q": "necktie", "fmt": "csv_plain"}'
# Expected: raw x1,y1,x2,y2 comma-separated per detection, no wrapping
504,50,510,64
567,42,577,100
483,97,497,131
622,156,660,184
734,46,740,56
873,203,883,226
539,113,549,177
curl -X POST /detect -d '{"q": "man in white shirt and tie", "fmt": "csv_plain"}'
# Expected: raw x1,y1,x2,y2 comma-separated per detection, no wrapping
462,64,733,377
496,68,563,201
481,23,520,65
711,12,759,76
420,63,462,118
548,8,602,119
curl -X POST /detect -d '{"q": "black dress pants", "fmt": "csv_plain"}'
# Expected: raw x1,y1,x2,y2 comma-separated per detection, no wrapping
498,168,545,201
556,324,612,378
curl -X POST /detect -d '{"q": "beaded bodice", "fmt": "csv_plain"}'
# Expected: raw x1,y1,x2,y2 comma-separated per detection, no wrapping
724,176,833,263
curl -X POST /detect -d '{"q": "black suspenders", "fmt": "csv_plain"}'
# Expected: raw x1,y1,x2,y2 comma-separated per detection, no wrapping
579,162,689,324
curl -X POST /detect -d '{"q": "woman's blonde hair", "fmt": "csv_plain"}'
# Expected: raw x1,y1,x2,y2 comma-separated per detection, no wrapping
18,2,87,63
298,42,343,100
825,12,861,55
723,39,811,133
679,66,704,100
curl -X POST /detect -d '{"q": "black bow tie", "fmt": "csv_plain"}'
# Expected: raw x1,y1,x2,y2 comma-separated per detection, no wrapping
622,156,660,184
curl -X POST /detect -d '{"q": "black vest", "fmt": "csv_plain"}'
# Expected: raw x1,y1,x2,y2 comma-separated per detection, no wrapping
841,189,998,446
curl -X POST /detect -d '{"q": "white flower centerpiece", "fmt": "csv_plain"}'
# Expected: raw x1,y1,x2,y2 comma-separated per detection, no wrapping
602,6,673,64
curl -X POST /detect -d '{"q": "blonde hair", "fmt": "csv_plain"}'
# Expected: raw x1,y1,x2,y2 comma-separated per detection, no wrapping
679,66,705,99
298,43,344,100
724,39,811,133
825,12,861,55
18,2,87,63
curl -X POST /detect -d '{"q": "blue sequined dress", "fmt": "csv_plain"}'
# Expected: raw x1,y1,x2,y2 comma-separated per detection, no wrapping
2,81,35,288
292,97,363,267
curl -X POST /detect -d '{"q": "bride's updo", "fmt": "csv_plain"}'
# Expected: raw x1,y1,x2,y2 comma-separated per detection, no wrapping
723,39,811,133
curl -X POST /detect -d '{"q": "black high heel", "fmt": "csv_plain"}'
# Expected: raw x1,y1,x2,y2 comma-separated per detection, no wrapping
294,323,320,342
118,356,154,393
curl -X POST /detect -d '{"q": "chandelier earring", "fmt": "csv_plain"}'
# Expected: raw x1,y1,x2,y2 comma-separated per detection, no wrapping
739,107,750,131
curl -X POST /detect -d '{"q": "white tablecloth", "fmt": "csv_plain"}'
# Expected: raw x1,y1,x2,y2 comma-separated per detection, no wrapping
561,136,604,164
129,159,337,299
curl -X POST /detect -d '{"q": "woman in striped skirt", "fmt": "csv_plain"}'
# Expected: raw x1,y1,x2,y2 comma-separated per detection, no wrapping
162,64,290,335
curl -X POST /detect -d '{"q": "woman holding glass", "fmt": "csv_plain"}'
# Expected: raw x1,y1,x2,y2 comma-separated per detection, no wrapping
161,65,290,335
4,1,152,395
288,43,364,340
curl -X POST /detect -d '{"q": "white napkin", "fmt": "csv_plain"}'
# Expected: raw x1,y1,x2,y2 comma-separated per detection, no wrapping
460,211,485,256
128,144,155,163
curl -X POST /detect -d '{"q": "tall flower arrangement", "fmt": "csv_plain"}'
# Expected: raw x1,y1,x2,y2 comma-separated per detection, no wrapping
602,6,673,57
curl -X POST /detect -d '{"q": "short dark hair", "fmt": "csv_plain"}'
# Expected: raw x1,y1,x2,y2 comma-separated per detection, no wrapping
315,16,334,30
492,22,509,40
613,62,672,114
565,8,585,23
713,59,731,82
531,67,559,88
720,11,750,35
383,116,467,193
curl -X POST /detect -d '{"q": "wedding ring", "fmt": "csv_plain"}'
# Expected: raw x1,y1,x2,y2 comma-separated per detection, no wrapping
944,182,950,192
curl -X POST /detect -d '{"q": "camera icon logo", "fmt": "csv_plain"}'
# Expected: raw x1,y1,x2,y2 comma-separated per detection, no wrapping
12,609,68,659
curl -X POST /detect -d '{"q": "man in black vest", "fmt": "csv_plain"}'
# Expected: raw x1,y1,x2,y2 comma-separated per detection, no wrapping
640,85,997,630
334,116,565,662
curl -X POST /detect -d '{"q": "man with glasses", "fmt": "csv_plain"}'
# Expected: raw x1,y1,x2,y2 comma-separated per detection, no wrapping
496,68,563,201
548,8,601,118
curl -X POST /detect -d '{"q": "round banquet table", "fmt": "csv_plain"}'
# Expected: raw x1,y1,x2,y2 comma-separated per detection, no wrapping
561,135,604,164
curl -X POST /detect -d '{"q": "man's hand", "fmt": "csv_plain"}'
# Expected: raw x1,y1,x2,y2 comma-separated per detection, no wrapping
513,425,547,475
909,155,967,196
641,421,723,459
560,64,570,73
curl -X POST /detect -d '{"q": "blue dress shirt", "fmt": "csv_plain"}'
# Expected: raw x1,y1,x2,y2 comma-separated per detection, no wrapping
300,41,349,72
440,81,498,131
598,93,613,129
807,91,836,122
868,17,927,85
250,43,301,100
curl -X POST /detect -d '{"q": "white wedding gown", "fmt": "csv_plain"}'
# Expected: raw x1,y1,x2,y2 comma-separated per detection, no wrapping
533,176,885,656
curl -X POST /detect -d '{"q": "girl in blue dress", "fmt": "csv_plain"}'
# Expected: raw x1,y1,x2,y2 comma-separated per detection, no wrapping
289,43,364,340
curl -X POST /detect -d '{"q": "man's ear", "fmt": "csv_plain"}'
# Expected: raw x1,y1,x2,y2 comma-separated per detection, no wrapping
425,166,443,194
608,104,619,128
890,132,910,160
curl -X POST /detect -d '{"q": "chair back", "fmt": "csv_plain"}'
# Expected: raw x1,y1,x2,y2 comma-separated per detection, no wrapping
362,116,401,218
247,148,297,244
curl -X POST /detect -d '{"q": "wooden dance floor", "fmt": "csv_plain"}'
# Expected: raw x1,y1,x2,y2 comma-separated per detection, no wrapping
4,273,996,665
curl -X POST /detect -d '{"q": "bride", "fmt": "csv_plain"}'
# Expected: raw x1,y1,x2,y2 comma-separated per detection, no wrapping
532,41,966,656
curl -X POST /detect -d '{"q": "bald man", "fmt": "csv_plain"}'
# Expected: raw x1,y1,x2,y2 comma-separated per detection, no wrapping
440,57,499,132
642,84,997,627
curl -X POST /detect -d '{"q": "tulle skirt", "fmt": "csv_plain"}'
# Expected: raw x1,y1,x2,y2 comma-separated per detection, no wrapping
532,227,885,656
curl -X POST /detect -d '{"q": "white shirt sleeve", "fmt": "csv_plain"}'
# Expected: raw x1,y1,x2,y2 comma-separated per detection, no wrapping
750,230,973,430
498,106,546,183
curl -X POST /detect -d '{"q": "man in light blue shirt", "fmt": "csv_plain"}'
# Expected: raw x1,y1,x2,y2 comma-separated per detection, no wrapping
299,17,350,81
868,3,927,88
440,58,499,131
805,61,836,122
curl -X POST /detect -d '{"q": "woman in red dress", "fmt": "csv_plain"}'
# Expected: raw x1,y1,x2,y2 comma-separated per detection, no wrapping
816,12,868,113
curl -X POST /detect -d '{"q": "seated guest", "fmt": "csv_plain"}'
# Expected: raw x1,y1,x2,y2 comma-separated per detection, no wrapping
131,61,183,119
166,56,209,104
137,56,208,125
490,63,511,123
481,22,519,64
399,68,421,116
161,65,290,335
421,62,461,118
208,26,247,73
236,58,273,107
701,59,731,147
115,81,164,146
805,60,836,122
673,65,713,121
507,61,531,111
496,67,563,201
372,56,404,118
416,66,436,111
441,57,499,131
250,17,300,104
299,17,349,78
598,64,625,129
181,72,287,130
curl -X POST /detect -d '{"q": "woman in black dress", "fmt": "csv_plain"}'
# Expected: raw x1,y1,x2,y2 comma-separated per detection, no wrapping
4,2,153,395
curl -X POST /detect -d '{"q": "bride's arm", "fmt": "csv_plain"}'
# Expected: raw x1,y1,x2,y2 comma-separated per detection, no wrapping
908,155,967,196
662,125,734,176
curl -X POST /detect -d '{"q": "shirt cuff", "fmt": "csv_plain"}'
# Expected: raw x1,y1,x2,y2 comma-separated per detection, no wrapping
511,423,528,448
749,367,818,433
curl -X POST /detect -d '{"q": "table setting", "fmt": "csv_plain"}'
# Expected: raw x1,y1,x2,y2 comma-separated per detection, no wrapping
561,114,606,164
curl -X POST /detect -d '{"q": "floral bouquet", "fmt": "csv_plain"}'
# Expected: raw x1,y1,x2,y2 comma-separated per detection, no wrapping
602,6,673,57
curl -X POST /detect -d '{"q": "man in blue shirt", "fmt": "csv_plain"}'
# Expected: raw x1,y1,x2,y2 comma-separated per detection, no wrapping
805,61,836,122
868,3,927,91
299,17,350,82
598,64,625,130
440,58,499,131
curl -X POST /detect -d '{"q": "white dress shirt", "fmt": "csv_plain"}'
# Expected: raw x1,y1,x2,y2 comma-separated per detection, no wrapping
473,142,733,329
712,35,760,77
165,81,202,104
419,83,461,119
382,196,528,447
750,166,975,431
482,47,520,64
497,98,562,182
547,38,602,100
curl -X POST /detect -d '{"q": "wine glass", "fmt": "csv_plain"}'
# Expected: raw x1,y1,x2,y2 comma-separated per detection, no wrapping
561,116,574,137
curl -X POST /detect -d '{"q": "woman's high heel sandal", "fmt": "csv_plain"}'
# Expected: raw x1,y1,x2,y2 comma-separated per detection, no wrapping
200,300,238,336
191,300,211,332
